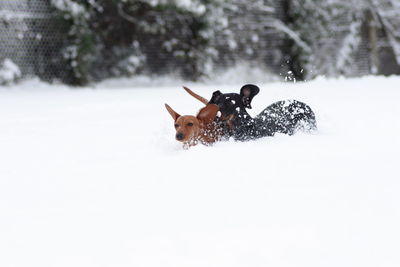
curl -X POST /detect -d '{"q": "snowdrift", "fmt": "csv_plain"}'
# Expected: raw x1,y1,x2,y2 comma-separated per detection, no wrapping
1,76,400,267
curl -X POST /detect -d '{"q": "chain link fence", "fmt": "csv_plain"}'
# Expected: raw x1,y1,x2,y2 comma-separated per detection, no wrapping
1,0,399,85
0,0,67,82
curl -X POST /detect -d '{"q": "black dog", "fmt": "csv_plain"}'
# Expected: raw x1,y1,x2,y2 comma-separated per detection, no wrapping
208,84,259,134
209,84,317,141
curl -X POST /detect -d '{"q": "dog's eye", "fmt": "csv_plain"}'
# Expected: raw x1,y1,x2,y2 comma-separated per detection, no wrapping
174,124,179,128
187,122,194,127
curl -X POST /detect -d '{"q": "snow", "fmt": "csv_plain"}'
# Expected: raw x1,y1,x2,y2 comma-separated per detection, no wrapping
149,0,206,15
51,0,86,17
0,10,48,21
1,76,400,267
0,59,22,85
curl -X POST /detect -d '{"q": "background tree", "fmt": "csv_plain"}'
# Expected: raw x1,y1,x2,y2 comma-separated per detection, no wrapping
47,0,400,85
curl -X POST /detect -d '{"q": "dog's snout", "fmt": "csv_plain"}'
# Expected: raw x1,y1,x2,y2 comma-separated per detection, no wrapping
176,132,184,140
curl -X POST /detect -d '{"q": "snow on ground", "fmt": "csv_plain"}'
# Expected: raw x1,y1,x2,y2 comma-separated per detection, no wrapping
0,76,400,267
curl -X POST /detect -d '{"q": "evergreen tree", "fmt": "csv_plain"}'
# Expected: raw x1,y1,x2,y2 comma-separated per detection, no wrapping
50,0,400,85
51,0,223,84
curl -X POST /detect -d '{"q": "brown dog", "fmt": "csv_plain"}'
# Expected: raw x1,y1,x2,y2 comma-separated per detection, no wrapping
165,103,222,148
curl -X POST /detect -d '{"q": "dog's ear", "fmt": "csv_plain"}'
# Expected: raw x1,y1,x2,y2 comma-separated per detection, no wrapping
165,104,180,121
240,84,260,109
208,90,223,105
197,104,219,124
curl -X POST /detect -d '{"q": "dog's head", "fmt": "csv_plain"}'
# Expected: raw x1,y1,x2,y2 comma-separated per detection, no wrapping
209,84,259,116
165,104,219,145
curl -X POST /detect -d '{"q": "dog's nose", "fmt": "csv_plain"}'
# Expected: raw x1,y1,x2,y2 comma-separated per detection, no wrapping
176,132,184,140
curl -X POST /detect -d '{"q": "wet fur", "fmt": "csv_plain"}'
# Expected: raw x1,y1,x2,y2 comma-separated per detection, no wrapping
184,85,317,141
165,104,222,148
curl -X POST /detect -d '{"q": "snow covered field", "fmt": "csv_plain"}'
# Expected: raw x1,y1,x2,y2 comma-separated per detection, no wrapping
1,76,400,267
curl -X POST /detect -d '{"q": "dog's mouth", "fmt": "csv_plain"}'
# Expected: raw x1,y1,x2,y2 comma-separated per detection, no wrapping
175,132,185,141
175,132,196,143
